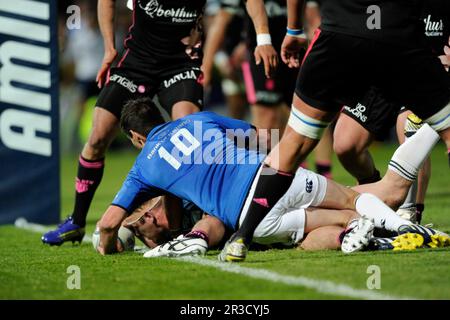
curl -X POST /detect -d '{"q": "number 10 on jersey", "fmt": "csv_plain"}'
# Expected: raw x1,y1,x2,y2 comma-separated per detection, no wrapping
158,129,200,170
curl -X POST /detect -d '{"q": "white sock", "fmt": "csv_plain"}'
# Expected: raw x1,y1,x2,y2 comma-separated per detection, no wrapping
388,124,439,181
399,119,419,209
399,180,418,209
355,193,412,232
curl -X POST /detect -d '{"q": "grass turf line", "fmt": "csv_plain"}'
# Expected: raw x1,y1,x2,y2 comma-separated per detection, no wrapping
0,143,449,299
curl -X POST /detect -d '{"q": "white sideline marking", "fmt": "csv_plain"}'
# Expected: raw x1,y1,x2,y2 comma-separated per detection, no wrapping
13,218,151,251
178,256,416,300
14,218,415,299
14,217,92,242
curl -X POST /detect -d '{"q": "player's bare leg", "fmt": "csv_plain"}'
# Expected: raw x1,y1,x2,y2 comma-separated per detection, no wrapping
333,113,380,183
226,92,247,120
42,107,119,245
220,94,337,262
304,208,358,233
353,171,411,210
299,226,343,251
396,111,431,223
82,107,120,160
300,208,376,253
191,215,226,248
314,127,333,179
172,101,201,120
353,123,440,211
251,103,289,135
423,103,450,165
315,178,411,235
265,94,337,172
77,107,119,220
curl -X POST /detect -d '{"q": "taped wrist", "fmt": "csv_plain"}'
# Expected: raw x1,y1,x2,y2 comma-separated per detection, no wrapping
288,107,330,140
256,33,272,46
185,230,209,245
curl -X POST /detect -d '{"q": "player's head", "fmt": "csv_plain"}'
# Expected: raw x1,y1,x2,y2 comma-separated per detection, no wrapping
120,97,165,149
124,197,173,245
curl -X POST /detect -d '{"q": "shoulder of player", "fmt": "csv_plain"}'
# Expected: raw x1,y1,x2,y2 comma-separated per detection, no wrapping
183,111,218,121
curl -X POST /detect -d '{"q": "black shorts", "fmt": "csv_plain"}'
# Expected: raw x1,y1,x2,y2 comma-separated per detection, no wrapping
96,52,204,119
296,29,450,119
242,52,299,107
342,87,402,140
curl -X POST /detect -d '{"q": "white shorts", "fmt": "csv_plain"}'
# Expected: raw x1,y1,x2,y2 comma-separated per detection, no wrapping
239,167,328,246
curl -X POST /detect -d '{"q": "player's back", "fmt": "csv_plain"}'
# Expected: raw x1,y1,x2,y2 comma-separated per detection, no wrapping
126,0,206,65
320,0,424,44
135,112,263,229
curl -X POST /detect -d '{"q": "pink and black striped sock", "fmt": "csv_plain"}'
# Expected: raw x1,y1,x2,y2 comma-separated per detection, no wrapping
234,165,294,245
71,156,105,227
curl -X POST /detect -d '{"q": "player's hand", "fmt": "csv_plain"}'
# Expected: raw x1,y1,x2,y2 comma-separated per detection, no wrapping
185,41,202,60
254,44,278,79
281,35,307,68
438,37,450,71
182,26,203,61
201,64,212,88
96,239,123,255
96,48,117,88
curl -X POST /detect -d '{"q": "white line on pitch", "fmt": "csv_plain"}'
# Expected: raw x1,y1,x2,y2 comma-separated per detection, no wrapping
178,256,416,300
14,218,416,299
14,217,151,252
14,217,93,242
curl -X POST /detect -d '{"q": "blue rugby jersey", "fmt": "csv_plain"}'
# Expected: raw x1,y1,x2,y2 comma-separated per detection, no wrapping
112,112,263,229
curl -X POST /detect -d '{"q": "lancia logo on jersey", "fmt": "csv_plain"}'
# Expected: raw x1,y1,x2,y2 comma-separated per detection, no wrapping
163,70,198,88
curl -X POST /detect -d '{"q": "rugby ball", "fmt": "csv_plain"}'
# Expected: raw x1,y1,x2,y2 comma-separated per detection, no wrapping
117,226,135,251
92,226,135,252
92,226,101,251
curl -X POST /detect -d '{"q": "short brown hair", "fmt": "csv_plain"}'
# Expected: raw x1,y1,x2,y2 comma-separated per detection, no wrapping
120,97,164,138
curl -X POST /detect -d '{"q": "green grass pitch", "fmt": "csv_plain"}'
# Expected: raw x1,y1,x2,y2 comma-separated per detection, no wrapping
1,143,449,299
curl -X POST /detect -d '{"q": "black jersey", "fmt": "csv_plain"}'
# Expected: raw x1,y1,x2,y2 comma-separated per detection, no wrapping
220,0,287,49
421,0,450,55
319,0,425,45
124,0,205,66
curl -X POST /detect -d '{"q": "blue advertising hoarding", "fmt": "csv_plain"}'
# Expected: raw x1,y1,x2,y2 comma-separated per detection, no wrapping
0,0,59,224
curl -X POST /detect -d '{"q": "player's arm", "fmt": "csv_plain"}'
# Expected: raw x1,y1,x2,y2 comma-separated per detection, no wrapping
245,0,278,78
96,0,118,88
143,214,226,258
97,205,127,255
287,0,305,30
281,0,307,68
438,36,450,71
97,167,158,255
202,9,234,87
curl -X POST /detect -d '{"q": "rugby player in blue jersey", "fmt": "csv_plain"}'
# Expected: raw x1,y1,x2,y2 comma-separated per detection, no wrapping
42,0,278,246
95,98,448,259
